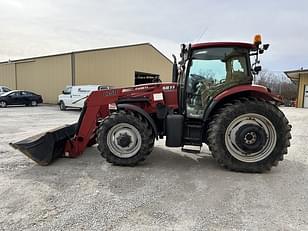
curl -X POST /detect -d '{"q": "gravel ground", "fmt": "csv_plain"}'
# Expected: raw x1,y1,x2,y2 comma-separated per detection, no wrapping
0,105,307,231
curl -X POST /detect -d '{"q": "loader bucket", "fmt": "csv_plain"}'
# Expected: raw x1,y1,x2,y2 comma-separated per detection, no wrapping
10,123,77,166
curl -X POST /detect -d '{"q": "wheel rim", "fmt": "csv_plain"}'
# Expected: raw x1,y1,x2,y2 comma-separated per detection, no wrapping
60,102,65,110
31,101,37,106
0,101,6,107
225,113,277,163
107,123,142,158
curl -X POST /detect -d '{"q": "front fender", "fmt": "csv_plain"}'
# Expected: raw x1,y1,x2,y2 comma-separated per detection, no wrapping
214,84,282,103
117,104,158,139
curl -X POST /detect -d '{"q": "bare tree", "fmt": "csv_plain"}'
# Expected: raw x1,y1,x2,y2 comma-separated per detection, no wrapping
255,70,297,105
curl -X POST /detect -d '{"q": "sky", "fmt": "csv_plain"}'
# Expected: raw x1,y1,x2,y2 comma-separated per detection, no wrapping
0,0,307,72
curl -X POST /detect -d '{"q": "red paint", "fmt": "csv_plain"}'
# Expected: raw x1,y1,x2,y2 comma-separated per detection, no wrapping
214,84,283,102
192,42,255,50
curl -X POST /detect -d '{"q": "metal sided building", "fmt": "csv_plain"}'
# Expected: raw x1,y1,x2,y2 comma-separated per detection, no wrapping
285,69,308,108
0,43,172,104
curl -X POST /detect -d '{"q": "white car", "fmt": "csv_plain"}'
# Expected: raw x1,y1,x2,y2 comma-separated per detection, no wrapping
58,85,110,110
0,86,12,95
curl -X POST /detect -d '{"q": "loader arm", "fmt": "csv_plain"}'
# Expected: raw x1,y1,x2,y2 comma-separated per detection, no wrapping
10,83,178,165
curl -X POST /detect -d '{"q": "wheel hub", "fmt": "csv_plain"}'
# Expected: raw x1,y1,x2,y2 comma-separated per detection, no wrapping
107,123,142,158
244,132,257,144
116,132,132,148
235,124,267,154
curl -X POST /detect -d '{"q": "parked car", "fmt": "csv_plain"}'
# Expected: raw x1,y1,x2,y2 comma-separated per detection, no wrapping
58,85,110,110
0,86,12,95
0,90,43,108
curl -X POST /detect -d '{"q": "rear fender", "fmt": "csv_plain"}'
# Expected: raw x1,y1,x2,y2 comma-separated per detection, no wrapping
203,85,282,121
117,104,158,139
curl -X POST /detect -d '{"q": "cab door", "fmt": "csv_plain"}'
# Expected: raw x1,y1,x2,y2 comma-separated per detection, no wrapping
185,47,250,119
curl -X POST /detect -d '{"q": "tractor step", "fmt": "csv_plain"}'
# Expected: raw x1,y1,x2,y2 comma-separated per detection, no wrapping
182,145,202,154
183,122,203,145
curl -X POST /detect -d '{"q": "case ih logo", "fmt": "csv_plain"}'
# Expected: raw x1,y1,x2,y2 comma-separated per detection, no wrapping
102,89,118,96
162,85,176,91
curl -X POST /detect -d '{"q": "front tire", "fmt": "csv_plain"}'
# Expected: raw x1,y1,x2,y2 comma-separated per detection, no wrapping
207,98,291,173
97,110,154,166
0,101,7,108
31,100,38,106
59,101,66,111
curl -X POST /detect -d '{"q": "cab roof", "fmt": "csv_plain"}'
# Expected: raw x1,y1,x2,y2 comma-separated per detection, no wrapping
191,42,255,50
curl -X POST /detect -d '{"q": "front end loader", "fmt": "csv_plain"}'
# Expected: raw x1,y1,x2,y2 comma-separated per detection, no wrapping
10,35,291,172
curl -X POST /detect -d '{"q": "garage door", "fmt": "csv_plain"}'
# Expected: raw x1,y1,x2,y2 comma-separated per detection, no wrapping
304,85,308,108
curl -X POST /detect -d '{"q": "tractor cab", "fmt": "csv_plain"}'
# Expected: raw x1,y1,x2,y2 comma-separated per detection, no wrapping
174,35,269,119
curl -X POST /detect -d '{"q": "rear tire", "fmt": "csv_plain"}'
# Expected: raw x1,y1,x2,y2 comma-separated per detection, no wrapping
207,98,291,173
0,101,7,108
97,110,154,166
31,100,38,106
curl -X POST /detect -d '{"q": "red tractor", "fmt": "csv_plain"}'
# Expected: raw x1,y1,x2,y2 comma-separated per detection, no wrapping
11,35,291,172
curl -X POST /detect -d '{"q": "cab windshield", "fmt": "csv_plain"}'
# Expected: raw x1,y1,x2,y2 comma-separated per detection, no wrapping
186,47,250,118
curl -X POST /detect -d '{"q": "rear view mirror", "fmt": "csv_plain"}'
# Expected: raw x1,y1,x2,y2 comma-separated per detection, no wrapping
263,44,270,50
253,66,262,74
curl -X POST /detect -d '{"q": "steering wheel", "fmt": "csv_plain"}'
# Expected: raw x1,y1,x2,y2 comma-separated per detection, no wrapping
219,79,226,84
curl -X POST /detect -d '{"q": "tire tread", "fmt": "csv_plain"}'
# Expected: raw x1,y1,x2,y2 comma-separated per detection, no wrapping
207,97,291,173
97,110,154,166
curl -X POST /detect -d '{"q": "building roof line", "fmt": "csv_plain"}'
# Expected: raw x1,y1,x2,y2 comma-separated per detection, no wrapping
0,42,172,64
284,69,308,75
284,69,308,74
147,44,173,64
284,69,308,82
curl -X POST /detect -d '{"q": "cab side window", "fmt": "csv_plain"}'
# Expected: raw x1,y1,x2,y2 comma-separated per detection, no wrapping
226,56,248,82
